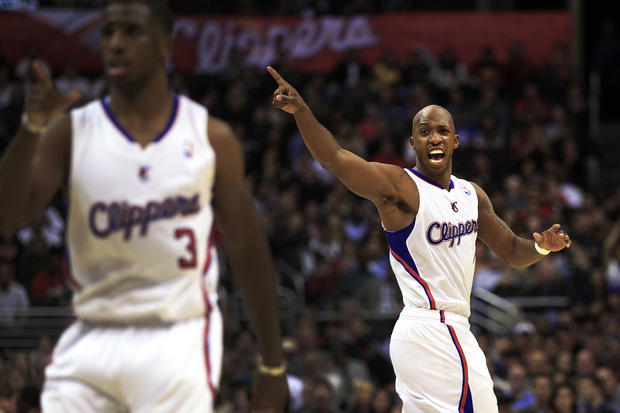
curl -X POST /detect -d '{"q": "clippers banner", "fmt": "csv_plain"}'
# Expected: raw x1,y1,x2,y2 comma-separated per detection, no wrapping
0,10,570,72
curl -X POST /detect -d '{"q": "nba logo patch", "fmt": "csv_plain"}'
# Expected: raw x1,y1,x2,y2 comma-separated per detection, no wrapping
463,187,471,196
183,140,194,158
138,165,151,182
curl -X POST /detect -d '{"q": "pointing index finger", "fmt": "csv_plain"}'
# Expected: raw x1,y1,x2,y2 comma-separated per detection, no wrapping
267,66,286,86
32,60,53,88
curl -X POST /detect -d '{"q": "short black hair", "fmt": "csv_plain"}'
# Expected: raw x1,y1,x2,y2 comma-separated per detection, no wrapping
106,0,173,35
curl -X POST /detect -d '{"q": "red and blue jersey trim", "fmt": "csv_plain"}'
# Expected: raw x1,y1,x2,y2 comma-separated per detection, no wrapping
385,219,436,310
201,223,216,404
440,315,473,413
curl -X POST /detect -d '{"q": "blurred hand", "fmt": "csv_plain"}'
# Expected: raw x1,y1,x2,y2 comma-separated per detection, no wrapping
25,60,81,128
533,224,571,252
267,66,307,115
251,372,288,413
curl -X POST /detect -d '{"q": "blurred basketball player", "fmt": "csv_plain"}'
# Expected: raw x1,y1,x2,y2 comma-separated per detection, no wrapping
0,1,288,412
268,66,570,412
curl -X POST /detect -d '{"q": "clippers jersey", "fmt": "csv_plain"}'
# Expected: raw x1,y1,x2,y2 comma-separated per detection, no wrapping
385,168,478,317
67,95,218,323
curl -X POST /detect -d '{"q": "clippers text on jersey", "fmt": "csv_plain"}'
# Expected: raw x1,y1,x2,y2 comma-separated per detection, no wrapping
88,194,201,240
426,219,478,247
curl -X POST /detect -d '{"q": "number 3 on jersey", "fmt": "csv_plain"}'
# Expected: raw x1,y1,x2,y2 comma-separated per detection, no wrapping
175,228,197,268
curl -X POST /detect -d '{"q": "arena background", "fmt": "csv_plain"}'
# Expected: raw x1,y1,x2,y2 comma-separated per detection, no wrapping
1,1,619,412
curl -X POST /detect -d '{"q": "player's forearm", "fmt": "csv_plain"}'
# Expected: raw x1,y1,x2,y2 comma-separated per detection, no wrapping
501,236,545,268
0,127,39,235
228,226,283,365
293,106,344,172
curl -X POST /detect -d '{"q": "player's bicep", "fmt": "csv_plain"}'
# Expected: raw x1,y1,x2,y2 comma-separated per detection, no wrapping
474,182,517,256
330,149,402,203
28,114,71,218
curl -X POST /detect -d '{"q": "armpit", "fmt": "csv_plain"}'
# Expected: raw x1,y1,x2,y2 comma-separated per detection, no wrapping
381,193,415,214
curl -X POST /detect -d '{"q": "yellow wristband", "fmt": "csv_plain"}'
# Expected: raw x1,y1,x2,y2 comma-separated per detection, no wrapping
534,242,550,256
257,356,287,376
21,113,48,134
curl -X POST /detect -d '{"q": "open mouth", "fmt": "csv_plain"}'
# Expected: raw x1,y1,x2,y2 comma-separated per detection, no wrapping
428,148,445,164
106,60,129,77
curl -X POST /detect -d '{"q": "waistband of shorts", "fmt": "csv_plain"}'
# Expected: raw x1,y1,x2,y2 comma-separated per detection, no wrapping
399,306,469,329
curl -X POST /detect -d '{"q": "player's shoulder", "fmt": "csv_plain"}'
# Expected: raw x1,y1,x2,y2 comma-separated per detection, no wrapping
172,94,233,147
70,97,104,118
177,94,207,114
206,113,234,143
450,174,473,188
451,175,479,197
370,162,410,180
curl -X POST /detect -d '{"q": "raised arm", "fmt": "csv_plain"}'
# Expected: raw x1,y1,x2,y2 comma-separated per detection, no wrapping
0,61,79,236
267,66,416,229
474,182,571,268
208,117,287,412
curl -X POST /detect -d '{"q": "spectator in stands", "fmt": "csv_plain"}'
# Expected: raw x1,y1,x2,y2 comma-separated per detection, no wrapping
215,382,251,413
595,367,620,408
0,261,29,327
575,349,598,378
471,45,504,91
0,368,27,413
553,384,577,413
0,236,18,262
576,376,619,413
429,47,469,99
401,46,433,88
538,42,573,102
516,374,554,413
333,50,370,90
298,377,341,413
54,63,92,103
29,249,70,306
371,50,402,88
503,40,535,98
372,387,395,413
345,380,374,413
513,82,550,127
16,207,64,249
509,363,537,411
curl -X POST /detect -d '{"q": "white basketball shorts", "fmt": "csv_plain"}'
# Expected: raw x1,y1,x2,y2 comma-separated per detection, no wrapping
389,306,498,413
41,308,223,413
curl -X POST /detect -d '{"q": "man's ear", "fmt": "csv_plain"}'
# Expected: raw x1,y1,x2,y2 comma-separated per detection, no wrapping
409,136,415,151
453,134,460,149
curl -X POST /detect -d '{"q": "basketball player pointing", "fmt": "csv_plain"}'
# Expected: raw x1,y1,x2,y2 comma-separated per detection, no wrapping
0,1,288,412
268,66,570,412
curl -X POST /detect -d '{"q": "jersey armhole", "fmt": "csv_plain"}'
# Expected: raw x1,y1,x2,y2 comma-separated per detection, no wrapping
403,168,425,218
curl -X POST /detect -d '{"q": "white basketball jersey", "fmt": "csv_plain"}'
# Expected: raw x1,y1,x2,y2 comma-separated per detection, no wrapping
385,168,478,317
67,95,219,323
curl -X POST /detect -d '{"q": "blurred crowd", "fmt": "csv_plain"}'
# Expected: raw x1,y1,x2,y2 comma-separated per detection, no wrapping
1,34,619,413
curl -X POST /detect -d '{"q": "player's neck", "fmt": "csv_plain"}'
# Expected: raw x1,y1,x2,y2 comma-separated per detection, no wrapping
415,164,452,190
108,72,172,121
107,73,175,148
